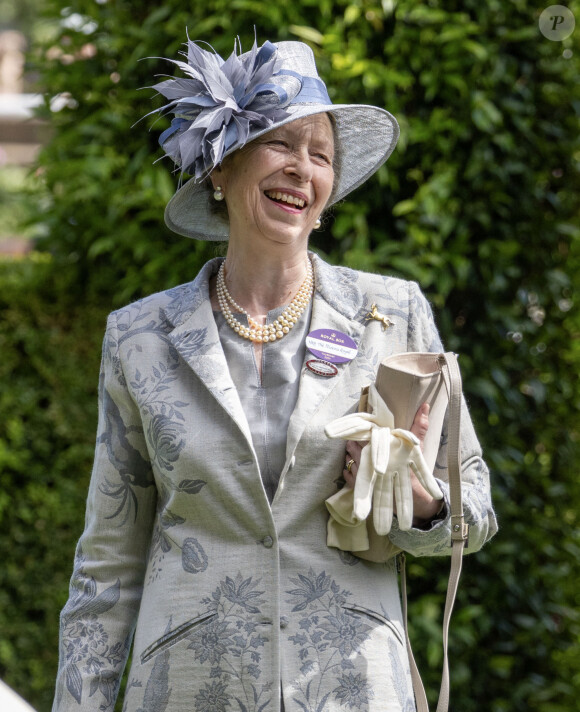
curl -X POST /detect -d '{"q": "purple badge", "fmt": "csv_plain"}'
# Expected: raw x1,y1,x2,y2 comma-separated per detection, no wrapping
305,329,358,364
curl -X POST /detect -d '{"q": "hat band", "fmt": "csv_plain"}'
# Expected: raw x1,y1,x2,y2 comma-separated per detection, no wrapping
278,70,332,105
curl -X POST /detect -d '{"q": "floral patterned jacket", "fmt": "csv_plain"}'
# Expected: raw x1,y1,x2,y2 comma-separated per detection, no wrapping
53,254,497,712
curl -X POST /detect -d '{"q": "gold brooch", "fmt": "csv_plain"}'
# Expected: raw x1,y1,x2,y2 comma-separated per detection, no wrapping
365,303,393,330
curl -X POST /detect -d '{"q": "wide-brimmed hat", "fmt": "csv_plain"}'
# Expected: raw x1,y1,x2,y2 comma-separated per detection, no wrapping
148,37,400,241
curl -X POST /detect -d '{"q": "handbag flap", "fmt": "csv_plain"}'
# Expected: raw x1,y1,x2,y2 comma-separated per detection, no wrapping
373,352,448,476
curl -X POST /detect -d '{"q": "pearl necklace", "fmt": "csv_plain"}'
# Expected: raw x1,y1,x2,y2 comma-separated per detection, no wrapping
216,259,314,343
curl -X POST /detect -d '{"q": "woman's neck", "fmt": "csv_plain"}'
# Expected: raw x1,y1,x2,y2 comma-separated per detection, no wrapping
218,241,311,318
208,237,313,385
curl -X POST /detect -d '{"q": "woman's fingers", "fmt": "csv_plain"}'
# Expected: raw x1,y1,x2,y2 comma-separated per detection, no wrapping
344,462,357,488
410,403,430,450
346,440,364,458
407,403,442,522
343,440,365,488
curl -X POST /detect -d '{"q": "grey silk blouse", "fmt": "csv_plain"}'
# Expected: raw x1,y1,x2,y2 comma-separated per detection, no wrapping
214,301,313,503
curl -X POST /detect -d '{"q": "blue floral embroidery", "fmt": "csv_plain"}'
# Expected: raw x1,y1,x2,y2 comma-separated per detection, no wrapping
315,260,362,318
219,575,269,614
147,413,186,471
338,550,361,567
109,302,174,386
99,309,211,540
185,573,272,712
135,640,171,712
97,384,154,525
164,279,208,326
319,609,370,657
387,638,415,712
286,569,374,711
181,537,209,573
187,618,236,665
352,342,386,382
194,680,231,712
99,306,192,525
171,327,216,359
333,672,374,709
131,358,188,425
147,478,208,582
59,547,129,709
287,570,333,611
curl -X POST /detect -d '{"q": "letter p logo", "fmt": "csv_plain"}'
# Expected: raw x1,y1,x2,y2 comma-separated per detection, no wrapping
539,5,575,40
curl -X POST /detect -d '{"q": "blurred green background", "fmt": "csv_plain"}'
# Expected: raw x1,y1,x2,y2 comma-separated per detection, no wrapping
1,1,579,711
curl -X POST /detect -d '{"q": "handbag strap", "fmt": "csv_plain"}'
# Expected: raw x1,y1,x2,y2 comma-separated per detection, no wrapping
401,352,469,712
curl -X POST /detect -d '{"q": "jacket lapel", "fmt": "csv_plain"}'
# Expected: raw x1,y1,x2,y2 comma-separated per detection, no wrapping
283,255,368,470
162,259,254,447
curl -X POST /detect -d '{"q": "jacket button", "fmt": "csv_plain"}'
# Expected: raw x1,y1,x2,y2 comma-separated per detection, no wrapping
262,535,274,548
280,616,289,629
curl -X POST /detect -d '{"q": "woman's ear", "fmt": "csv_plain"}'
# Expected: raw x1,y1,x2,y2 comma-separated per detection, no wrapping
210,165,224,191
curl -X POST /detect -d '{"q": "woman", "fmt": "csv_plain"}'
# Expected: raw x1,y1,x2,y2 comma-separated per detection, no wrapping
53,37,496,712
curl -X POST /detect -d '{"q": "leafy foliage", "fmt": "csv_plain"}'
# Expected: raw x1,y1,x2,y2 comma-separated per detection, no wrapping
3,1,578,711
0,255,109,710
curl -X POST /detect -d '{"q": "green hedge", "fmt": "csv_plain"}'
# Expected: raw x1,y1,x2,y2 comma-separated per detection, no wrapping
3,0,579,710
0,256,110,710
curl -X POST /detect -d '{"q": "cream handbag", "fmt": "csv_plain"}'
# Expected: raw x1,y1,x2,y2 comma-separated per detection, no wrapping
325,352,469,712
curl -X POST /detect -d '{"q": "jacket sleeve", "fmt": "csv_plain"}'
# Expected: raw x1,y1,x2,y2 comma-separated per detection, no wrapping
53,311,157,712
387,281,498,557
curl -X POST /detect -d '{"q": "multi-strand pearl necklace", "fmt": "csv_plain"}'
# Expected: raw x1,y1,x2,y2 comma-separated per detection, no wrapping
216,259,314,343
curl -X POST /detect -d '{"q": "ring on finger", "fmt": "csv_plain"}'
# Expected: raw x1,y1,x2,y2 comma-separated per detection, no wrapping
346,459,355,472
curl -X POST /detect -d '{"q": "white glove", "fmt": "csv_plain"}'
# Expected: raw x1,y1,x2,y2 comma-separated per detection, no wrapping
325,383,443,533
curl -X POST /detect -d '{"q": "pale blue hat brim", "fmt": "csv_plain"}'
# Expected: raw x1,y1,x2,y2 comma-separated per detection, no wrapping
164,102,399,241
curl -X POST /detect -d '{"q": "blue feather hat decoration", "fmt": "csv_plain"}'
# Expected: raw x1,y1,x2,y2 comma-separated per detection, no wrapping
149,38,303,179
147,36,400,241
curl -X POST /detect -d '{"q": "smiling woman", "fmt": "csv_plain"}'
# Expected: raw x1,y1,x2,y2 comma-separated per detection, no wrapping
208,114,336,376
211,115,335,253
52,34,496,712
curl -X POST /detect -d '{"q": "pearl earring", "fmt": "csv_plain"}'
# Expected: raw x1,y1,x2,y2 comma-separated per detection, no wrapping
314,217,322,230
213,186,224,201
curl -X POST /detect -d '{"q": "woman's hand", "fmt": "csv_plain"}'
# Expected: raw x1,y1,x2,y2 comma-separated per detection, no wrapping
343,439,364,489
343,403,442,525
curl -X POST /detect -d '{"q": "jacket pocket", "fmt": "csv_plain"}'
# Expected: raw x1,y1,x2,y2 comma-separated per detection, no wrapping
342,603,404,647
140,610,217,664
